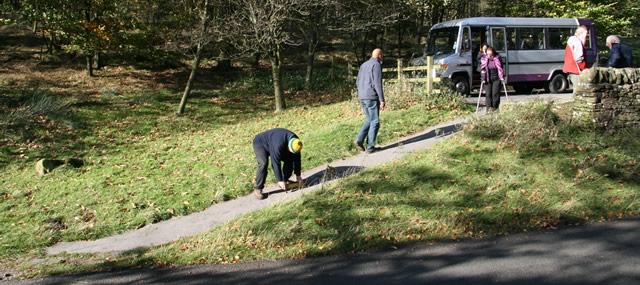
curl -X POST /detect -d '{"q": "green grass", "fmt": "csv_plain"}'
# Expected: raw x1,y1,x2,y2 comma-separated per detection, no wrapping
0,69,468,272
14,101,638,277
139,103,639,266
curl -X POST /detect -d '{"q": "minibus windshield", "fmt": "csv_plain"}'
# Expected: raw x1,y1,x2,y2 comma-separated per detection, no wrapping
426,27,458,56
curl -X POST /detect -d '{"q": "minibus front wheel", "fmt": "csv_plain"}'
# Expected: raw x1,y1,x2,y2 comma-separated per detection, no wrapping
451,76,470,96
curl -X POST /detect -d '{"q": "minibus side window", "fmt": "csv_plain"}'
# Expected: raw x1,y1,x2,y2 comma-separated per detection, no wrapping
506,28,516,50
547,28,572,49
517,28,545,50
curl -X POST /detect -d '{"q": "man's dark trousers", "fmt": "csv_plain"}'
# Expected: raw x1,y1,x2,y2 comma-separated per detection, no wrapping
253,143,293,190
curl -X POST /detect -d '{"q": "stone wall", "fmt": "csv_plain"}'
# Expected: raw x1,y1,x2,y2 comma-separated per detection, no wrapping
572,68,640,129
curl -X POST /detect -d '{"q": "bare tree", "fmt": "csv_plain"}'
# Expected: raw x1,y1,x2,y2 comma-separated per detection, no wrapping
296,5,323,91
330,0,400,63
225,0,313,112
293,0,340,91
169,0,229,115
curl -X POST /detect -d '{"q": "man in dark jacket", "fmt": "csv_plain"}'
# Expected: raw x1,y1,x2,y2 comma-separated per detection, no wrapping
252,128,303,200
606,35,633,68
355,48,385,154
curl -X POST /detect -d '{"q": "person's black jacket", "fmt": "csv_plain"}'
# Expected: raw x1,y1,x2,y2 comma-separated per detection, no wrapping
608,43,634,68
253,128,301,181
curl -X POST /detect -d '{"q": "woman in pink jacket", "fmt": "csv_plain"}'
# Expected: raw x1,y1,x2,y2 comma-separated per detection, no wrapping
480,46,505,111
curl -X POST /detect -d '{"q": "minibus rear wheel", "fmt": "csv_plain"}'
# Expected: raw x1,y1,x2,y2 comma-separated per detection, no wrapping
546,73,568,93
451,76,470,96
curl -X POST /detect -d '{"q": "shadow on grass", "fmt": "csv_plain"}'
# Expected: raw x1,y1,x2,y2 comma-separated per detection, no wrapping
0,33,47,50
267,166,367,197
533,126,640,189
380,123,462,151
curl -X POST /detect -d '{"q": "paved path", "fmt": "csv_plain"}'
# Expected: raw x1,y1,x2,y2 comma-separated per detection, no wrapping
46,93,573,255
11,218,640,284
46,117,468,254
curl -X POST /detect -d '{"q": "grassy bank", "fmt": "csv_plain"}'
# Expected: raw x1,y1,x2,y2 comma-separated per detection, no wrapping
27,100,638,276
143,102,639,265
0,65,468,273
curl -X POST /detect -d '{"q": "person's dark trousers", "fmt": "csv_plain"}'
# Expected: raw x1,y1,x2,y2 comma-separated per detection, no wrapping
282,160,293,182
253,142,269,191
484,78,501,109
355,99,380,150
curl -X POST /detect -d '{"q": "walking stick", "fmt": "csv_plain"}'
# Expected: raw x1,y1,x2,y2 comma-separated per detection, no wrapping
501,80,509,101
476,80,484,114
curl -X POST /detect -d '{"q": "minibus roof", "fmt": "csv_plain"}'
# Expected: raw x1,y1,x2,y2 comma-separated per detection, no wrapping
430,17,593,30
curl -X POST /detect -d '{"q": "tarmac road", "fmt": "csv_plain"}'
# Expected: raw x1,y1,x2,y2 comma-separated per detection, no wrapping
7,218,640,285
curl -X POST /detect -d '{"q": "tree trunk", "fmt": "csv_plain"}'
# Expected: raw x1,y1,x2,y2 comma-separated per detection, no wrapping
350,31,360,63
48,32,54,54
253,52,261,68
177,43,203,115
360,31,369,63
270,44,286,112
397,21,403,59
217,46,232,71
416,4,425,45
380,27,387,50
85,53,94,77
304,31,318,91
94,52,101,70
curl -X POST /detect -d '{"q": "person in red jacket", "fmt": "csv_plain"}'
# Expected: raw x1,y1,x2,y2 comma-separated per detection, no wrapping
563,25,589,87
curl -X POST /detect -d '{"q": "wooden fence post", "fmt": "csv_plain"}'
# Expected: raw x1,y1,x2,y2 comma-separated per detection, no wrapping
426,56,434,93
397,58,403,84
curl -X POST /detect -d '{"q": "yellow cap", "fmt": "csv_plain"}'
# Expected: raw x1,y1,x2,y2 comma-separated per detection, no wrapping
288,138,302,154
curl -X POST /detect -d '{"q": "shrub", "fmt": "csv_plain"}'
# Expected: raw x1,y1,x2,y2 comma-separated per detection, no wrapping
0,89,70,140
464,100,560,156
384,81,466,112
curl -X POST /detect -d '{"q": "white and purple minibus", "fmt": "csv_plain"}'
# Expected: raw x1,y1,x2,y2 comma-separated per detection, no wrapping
422,17,598,95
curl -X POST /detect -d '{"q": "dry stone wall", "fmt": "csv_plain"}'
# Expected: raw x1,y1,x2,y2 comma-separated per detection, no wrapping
572,68,640,129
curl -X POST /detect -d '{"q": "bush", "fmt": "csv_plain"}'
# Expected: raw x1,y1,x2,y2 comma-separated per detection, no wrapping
464,100,560,156
384,81,466,112
0,89,70,139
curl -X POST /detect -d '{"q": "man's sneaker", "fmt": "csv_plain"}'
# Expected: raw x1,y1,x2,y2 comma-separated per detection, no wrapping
254,189,266,200
354,141,365,152
365,147,380,154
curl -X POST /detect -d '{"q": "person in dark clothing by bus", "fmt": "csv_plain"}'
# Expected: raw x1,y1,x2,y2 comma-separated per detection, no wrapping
476,43,488,72
252,128,303,200
606,35,633,68
480,46,505,111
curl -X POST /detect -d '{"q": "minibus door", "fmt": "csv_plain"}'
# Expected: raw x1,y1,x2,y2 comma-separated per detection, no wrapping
488,26,509,83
